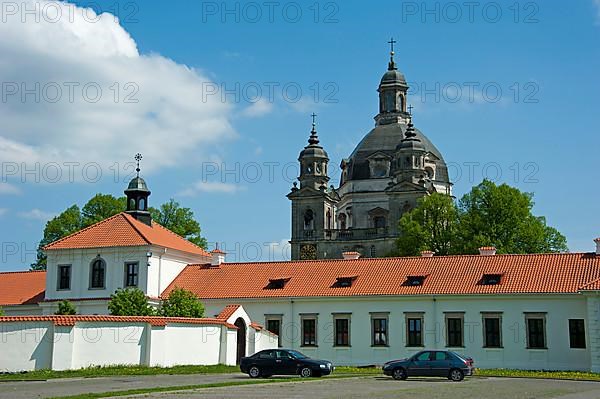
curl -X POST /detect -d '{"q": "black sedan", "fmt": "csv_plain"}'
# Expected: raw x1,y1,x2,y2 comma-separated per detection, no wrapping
382,350,474,381
240,349,334,378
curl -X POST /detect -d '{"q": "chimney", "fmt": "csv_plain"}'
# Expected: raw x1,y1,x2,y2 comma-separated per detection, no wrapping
342,251,361,260
595,238,600,255
211,248,226,266
479,246,497,256
420,250,434,258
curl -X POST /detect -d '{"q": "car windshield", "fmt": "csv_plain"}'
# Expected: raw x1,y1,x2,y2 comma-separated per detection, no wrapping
287,350,308,359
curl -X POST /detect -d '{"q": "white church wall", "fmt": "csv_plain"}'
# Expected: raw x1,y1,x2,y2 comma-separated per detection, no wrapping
203,294,592,371
45,247,149,301
146,247,209,299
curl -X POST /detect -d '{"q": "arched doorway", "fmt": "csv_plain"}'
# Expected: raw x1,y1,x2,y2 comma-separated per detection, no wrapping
234,318,247,365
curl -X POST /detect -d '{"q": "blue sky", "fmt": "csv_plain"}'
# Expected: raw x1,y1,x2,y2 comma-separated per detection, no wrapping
1,0,599,271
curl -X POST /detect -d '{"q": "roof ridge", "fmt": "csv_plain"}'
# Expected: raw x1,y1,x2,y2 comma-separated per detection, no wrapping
0,270,46,275
123,213,210,256
214,251,585,266
44,212,129,250
151,220,210,255
121,212,152,245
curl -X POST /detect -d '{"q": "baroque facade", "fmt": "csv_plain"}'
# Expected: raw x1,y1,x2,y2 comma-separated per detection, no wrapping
288,49,452,260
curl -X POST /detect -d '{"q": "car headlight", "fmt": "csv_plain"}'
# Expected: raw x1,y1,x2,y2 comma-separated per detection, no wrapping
320,364,327,369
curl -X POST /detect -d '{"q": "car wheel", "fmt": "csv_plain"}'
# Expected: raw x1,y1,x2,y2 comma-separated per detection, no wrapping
300,367,313,378
392,368,407,381
449,369,464,382
248,366,261,378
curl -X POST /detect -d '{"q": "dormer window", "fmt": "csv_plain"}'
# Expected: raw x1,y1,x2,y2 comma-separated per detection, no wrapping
404,275,426,286
265,278,290,290
481,274,502,285
332,276,357,288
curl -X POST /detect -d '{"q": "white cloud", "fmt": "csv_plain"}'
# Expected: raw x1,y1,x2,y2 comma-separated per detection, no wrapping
0,182,21,195
0,0,236,181
178,181,244,196
18,208,56,221
241,99,274,118
0,208,7,217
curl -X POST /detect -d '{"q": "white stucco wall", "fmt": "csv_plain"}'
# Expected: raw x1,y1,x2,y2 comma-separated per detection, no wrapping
70,322,148,369
0,306,271,372
0,322,53,372
45,247,149,301
203,294,594,370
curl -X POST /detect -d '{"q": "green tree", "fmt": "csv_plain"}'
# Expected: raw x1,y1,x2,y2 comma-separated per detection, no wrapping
81,194,126,227
396,193,460,256
457,180,568,254
0,307,4,316
108,288,155,316
31,205,82,270
150,199,208,248
55,300,77,315
160,287,205,318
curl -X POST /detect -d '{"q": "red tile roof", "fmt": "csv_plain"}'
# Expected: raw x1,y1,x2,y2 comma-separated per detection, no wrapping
216,304,241,320
0,271,46,306
162,253,600,299
0,315,237,328
44,213,210,257
579,277,600,291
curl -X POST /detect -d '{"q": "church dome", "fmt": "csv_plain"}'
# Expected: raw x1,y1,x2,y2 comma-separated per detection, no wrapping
126,176,150,192
346,123,449,182
380,69,407,85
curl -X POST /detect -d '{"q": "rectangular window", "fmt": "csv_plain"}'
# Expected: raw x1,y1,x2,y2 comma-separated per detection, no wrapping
446,317,463,347
372,317,388,346
406,316,423,347
265,316,282,347
57,265,71,290
569,319,586,349
124,262,139,287
483,315,502,348
334,317,350,346
302,317,317,347
526,314,546,349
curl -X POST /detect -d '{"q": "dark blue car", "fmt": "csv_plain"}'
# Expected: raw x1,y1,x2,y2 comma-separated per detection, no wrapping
240,349,334,378
382,350,474,381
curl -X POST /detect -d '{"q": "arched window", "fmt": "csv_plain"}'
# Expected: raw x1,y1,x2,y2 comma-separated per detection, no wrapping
326,210,332,230
399,94,404,112
139,198,146,210
304,209,314,230
90,258,106,289
338,213,347,230
129,198,136,210
385,91,395,112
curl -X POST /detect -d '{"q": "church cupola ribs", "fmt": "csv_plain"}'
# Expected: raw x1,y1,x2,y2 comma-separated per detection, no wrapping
376,38,410,126
124,153,152,226
297,113,330,191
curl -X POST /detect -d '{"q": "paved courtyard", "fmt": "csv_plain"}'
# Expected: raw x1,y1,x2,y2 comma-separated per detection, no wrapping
2,374,600,399
121,376,600,399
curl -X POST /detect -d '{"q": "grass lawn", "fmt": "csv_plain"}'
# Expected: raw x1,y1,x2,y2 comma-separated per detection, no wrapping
2,364,599,383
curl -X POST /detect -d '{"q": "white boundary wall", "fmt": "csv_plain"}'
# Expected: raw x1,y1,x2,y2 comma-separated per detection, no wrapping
0,310,277,372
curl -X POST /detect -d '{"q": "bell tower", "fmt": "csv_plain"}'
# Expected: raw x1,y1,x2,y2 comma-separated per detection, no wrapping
124,153,152,226
375,38,410,126
298,113,330,191
288,115,339,260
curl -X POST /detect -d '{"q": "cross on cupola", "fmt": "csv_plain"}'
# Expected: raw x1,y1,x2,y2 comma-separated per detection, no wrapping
388,37,397,71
